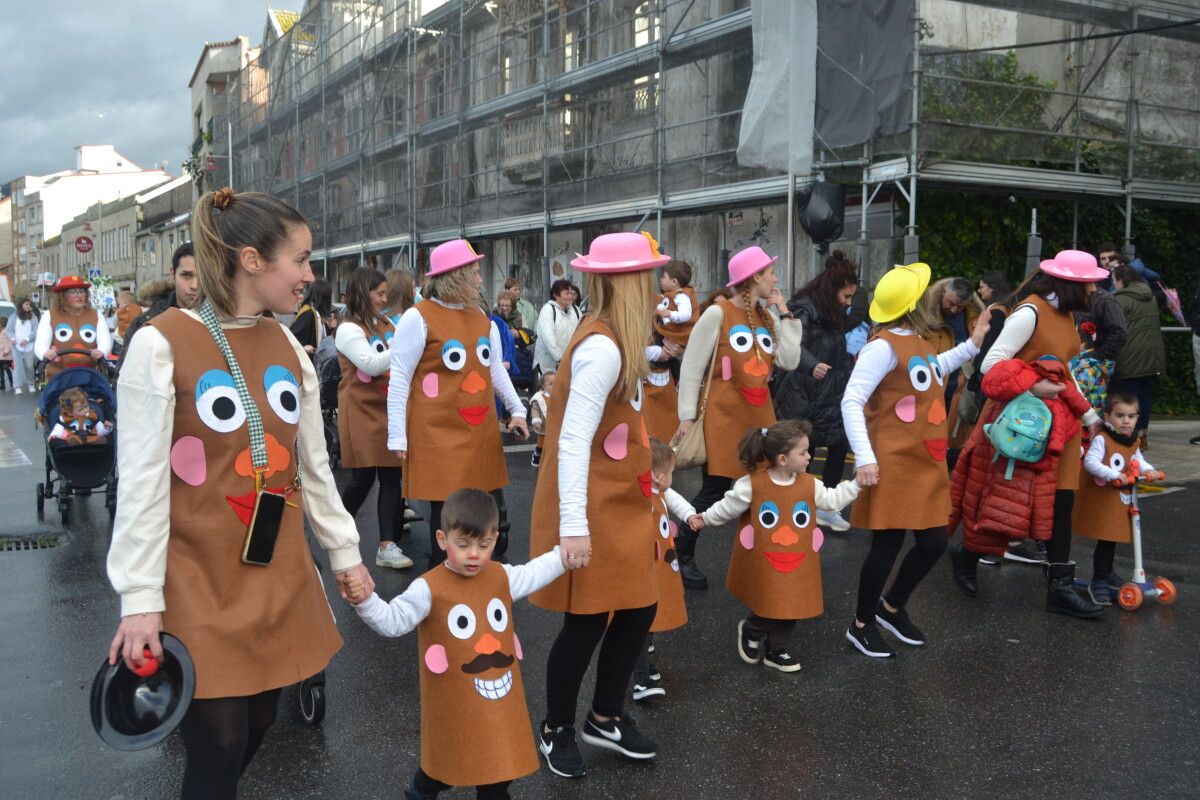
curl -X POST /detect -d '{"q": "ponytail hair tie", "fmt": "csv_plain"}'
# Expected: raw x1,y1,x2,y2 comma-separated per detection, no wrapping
761,427,769,437
212,187,236,210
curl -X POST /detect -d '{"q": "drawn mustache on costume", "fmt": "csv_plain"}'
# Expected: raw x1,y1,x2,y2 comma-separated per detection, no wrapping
461,651,515,674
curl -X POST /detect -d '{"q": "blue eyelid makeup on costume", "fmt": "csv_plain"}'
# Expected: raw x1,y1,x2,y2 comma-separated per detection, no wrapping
196,369,236,402
263,364,299,391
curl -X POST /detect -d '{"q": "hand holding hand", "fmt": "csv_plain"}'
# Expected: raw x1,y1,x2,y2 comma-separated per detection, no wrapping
812,363,831,380
1030,379,1065,399
560,536,591,570
1087,419,1104,437
662,340,684,359
687,514,705,531
856,464,880,487
44,346,59,362
108,611,164,670
508,417,530,441
656,307,672,320
335,564,375,603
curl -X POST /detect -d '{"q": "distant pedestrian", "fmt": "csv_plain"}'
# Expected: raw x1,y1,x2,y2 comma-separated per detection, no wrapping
0,317,12,390
7,298,38,393
534,279,582,374
504,276,538,330
1109,263,1165,446
290,279,332,355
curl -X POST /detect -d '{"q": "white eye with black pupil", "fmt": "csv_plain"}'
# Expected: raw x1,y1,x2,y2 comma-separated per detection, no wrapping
447,603,477,639
486,597,508,632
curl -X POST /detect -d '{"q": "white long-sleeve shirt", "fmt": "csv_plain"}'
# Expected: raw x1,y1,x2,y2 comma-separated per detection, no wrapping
658,487,697,521
659,291,693,324
354,548,565,637
10,316,35,352
1082,434,1153,482
107,311,362,617
558,334,622,537
840,330,979,469
34,308,113,360
702,472,861,527
335,320,391,376
386,300,526,452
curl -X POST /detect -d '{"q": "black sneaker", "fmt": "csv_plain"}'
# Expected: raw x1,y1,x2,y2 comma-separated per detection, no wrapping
736,618,763,665
1099,571,1126,592
647,661,661,681
978,553,1002,566
845,621,896,658
1087,579,1114,606
1004,540,1048,565
631,679,666,701
539,722,585,778
580,712,657,760
530,447,542,468
678,554,708,589
762,649,801,673
875,602,927,646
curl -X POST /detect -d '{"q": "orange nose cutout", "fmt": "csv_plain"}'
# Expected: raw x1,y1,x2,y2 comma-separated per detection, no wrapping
235,433,291,479
771,527,799,546
927,399,947,425
461,370,486,395
475,632,501,655
743,355,770,378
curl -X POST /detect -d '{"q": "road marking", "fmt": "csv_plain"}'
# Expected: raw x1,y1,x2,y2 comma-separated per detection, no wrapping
0,429,33,468
1138,486,1183,499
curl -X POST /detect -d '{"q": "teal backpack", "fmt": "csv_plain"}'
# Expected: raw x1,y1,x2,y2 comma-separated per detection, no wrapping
983,391,1053,480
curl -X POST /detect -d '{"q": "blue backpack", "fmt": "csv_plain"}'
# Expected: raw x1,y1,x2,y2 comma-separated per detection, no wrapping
984,391,1053,480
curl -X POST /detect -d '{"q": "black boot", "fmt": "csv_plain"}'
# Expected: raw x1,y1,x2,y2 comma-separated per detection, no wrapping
1046,562,1104,619
677,555,708,590
949,545,978,597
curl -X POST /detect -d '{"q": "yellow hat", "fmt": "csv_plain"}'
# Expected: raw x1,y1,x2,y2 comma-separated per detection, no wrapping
868,262,932,323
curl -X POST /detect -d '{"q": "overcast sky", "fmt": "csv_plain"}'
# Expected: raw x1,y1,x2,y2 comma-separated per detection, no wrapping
1,1,271,181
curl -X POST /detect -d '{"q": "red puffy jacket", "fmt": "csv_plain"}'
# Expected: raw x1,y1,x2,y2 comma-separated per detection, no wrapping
950,359,1090,552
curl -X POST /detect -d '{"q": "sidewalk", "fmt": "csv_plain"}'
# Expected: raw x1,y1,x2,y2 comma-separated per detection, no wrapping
1144,418,1200,483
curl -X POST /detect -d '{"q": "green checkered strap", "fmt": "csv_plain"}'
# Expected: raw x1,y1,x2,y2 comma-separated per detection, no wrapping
197,300,268,473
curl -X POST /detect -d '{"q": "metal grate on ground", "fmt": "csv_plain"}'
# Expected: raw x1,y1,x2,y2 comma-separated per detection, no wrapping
0,536,62,552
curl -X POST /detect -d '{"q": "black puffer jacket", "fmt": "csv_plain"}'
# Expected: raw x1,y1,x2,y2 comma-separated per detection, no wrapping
773,296,852,448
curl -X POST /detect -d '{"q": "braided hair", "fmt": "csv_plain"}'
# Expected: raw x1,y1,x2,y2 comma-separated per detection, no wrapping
737,283,775,360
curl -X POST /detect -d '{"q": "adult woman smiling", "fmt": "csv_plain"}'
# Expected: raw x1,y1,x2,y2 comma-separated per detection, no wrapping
35,275,112,378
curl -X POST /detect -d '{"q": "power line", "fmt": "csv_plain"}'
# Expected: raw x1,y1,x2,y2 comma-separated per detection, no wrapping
929,15,1200,56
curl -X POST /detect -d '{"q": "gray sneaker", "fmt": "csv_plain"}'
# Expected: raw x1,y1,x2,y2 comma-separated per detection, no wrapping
375,542,413,569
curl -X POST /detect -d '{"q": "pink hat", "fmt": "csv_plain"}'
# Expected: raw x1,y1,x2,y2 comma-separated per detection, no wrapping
426,238,484,278
1039,249,1107,283
570,232,671,273
726,245,779,288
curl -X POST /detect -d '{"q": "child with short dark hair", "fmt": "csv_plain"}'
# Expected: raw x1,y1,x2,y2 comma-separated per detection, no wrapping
654,259,698,347
1072,393,1163,605
631,439,696,701
529,370,555,468
346,488,566,800
49,386,112,445
690,419,859,672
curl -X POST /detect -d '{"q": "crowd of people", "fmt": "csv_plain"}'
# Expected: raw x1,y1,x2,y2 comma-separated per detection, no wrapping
0,184,1170,799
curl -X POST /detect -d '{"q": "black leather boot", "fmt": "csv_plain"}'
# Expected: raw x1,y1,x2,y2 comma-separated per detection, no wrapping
1046,562,1104,619
677,555,708,590
949,545,978,598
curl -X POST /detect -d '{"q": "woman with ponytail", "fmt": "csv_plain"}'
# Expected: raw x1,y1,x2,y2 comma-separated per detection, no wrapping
672,246,803,590
106,188,370,798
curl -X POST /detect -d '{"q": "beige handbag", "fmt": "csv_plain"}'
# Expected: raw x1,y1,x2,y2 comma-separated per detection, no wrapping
670,341,719,470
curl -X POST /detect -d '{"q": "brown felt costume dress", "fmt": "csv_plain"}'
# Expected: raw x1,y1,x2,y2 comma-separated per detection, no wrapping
727,470,824,620
704,299,778,479
151,309,342,699
653,287,698,346
649,491,687,633
1072,431,1139,543
642,366,679,444
337,319,401,469
46,309,102,378
418,562,539,786
530,321,658,614
404,302,508,501
850,330,952,532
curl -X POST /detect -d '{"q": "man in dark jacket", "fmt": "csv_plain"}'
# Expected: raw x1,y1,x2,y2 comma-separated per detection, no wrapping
118,243,199,372
1110,263,1166,445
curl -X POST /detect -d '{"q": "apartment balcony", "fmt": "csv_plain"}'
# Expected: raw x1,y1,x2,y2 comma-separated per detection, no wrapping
500,109,582,184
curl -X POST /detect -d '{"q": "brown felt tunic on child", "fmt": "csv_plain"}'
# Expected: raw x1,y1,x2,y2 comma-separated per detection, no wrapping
338,319,401,469
704,299,778,479
850,330,952,532
418,562,539,787
1072,431,1140,543
151,309,342,699
649,492,687,633
404,302,508,501
642,366,679,444
529,321,658,614
653,287,698,346
727,470,824,620
46,309,101,378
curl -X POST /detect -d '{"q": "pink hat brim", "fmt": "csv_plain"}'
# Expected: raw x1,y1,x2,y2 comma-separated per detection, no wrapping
569,254,671,273
726,254,779,287
1039,259,1107,283
425,252,484,278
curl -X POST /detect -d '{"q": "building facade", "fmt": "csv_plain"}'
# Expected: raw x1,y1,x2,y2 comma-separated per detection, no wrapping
135,177,194,285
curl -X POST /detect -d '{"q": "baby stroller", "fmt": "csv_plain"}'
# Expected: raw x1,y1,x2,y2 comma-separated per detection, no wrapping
36,363,118,526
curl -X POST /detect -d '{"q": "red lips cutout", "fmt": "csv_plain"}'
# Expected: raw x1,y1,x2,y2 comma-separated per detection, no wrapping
764,551,805,573
637,469,654,498
922,438,948,462
458,406,489,426
226,488,288,527
739,387,768,407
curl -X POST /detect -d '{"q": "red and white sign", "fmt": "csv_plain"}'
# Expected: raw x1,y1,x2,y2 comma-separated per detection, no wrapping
75,236,94,253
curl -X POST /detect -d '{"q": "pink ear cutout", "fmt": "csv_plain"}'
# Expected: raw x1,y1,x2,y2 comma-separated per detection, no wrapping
722,356,733,381
656,540,663,560
424,644,448,674
514,633,524,661
894,394,917,423
669,520,678,538
603,423,629,460
421,372,439,398
812,526,825,552
739,525,755,550
356,368,373,383
170,436,206,487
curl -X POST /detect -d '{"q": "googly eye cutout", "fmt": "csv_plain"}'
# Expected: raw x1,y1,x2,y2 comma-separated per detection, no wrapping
447,603,477,639
195,369,245,433
907,356,933,392
757,500,780,528
369,335,387,355
54,323,74,343
754,326,774,354
657,297,671,311
728,324,753,353
1109,452,1126,473
442,339,467,371
791,500,812,529
263,365,301,425
384,330,394,344
78,324,97,344
927,356,945,386
476,336,492,367
658,514,670,539
630,380,643,412
486,597,508,633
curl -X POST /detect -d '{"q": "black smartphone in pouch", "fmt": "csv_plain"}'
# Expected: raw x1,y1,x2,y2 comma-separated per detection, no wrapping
242,492,286,565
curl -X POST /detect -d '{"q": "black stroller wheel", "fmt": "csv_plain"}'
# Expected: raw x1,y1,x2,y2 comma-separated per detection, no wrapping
60,501,70,526
298,674,326,725
36,484,45,517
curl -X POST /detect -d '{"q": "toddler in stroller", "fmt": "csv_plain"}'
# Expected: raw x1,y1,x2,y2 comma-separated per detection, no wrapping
48,387,113,445
36,366,119,524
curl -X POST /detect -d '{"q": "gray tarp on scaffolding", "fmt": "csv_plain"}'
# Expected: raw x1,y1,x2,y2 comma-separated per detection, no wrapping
736,0,818,174
814,0,915,150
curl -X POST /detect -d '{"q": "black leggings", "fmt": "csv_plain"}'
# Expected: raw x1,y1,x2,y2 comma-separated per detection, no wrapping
813,442,850,488
545,604,657,726
179,688,281,800
409,768,511,800
341,466,405,546
426,489,511,566
676,470,734,559
0,360,11,389
1093,540,1117,578
854,526,948,623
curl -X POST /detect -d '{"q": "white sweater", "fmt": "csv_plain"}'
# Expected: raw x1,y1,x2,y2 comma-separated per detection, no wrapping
702,472,861,527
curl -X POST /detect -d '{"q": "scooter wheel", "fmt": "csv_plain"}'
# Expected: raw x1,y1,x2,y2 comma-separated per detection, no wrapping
1117,582,1143,611
1153,577,1177,605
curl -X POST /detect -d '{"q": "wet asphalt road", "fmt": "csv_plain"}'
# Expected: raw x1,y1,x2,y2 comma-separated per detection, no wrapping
1,386,1198,799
